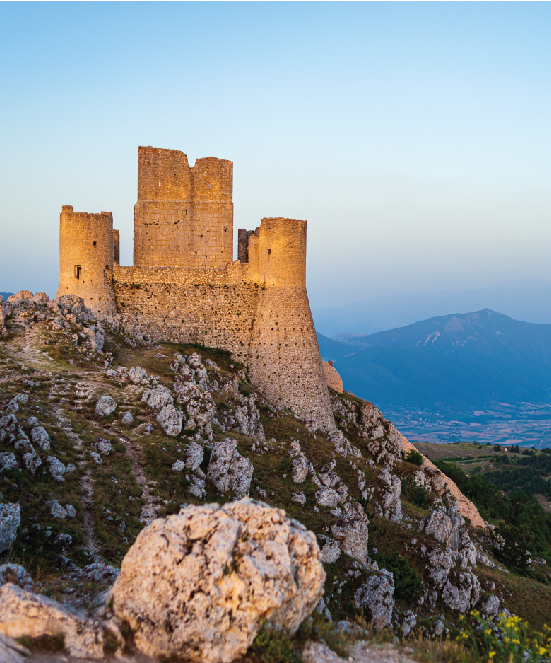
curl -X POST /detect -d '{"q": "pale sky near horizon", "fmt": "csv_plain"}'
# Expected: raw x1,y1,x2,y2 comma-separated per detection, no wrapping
0,2,550,309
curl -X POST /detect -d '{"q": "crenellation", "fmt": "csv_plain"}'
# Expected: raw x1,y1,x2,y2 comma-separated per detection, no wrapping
57,147,335,431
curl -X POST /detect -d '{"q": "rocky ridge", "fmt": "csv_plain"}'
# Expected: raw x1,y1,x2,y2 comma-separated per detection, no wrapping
0,291,538,660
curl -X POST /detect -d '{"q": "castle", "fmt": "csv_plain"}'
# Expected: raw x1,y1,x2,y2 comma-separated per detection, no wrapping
57,146,334,431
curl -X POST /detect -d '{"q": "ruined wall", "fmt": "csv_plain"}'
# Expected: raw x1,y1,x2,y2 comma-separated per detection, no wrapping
113,217,335,431
113,262,262,362
134,147,233,269
56,206,116,317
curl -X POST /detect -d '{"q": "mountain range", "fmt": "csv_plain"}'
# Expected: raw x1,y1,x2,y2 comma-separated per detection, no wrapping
312,279,551,337
0,292,13,301
318,309,551,410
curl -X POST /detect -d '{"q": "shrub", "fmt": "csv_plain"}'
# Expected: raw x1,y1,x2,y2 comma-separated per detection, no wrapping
375,552,423,600
405,450,424,466
251,629,302,663
402,476,429,509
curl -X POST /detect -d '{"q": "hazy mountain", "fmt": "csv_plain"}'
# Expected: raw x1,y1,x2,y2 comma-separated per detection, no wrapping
0,292,13,301
317,309,551,410
312,278,551,337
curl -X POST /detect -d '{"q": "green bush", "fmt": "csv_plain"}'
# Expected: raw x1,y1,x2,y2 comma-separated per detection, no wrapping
405,450,424,466
251,629,302,663
402,476,429,508
375,552,423,600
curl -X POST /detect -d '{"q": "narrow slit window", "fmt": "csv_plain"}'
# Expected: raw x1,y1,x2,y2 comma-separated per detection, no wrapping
268,249,272,255
93,241,97,246
74,265,82,279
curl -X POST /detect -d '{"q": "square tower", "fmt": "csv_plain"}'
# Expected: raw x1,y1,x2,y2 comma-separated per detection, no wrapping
134,146,233,269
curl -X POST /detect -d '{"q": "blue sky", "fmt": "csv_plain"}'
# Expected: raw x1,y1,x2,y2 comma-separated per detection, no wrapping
1,2,550,308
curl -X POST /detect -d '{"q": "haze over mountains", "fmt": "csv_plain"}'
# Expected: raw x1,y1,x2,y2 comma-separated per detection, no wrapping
312,279,551,337
317,308,551,412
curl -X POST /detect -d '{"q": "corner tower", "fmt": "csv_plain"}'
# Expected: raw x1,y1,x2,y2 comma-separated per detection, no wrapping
134,146,233,268
56,206,117,317
244,218,335,431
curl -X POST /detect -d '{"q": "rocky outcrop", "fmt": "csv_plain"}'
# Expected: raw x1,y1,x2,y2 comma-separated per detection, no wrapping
207,439,253,499
0,584,106,657
353,571,395,631
420,502,463,550
0,504,20,554
111,500,325,663
95,395,117,417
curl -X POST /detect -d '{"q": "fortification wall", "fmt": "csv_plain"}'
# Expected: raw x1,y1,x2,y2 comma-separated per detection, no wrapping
112,263,262,362
56,205,116,317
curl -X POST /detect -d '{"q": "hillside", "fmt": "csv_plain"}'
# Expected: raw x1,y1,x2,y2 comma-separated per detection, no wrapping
318,309,551,410
1,293,551,662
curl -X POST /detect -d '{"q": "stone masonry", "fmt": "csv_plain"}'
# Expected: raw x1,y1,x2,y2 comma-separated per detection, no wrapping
56,147,335,431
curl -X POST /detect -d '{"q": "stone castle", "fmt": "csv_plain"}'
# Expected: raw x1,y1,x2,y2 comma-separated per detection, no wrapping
57,146,334,431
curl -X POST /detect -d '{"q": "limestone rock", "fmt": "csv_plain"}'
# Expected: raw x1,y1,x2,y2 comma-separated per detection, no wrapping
0,504,20,554
111,500,325,662
319,538,341,564
482,594,500,616
292,453,309,483
0,583,106,657
30,426,50,450
46,500,67,519
353,571,395,631
0,453,18,471
402,610,416,636
374,470,402,522
157,404,183,437
185,440,204,471
315,487,341,508
428,549,454,586
331,502,369,564
172,460,186,472
94,438,112,455
420,502,463,550
47,456,66,481
121,411,134,425
142,385,173,409
95,395,117,417
129,366,149,384
0,633,29,663
189,476,207,499
0,565,31,589
0,415,17,442
207,439,253,499
90,451,102,464
442,572,481,612
291,492,306,506
22,449,41,474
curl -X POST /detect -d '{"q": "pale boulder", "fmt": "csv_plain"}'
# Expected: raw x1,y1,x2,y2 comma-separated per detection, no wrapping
111,500,325,663
0,584,106,657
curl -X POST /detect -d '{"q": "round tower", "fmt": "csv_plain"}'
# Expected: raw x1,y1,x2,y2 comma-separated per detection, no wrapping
248,217,307,288
56,205,117,318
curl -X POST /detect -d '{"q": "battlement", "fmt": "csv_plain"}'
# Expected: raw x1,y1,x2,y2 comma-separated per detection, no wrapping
56,147,334,431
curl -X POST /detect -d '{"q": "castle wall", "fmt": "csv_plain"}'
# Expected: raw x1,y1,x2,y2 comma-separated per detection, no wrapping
56,205,116,317
134,147,233,269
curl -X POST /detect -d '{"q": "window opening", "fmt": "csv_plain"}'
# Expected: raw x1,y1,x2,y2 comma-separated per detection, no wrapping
93,241,97,246
74,265,82,279
268,249,272,255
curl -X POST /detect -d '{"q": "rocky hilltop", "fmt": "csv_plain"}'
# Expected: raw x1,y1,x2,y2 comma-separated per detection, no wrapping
0,291,550,662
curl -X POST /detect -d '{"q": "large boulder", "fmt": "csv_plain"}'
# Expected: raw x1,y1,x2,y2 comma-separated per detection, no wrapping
0,504,20,554
111,500,325,663
0,584,106,657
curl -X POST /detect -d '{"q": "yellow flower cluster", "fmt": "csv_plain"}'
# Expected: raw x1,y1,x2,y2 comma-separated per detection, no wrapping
453,610,551,663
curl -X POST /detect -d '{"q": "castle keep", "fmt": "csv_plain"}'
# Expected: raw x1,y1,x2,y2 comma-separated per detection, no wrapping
57,147,334,431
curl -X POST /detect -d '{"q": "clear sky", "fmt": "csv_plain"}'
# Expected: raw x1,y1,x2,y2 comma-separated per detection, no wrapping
0,2,550,308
